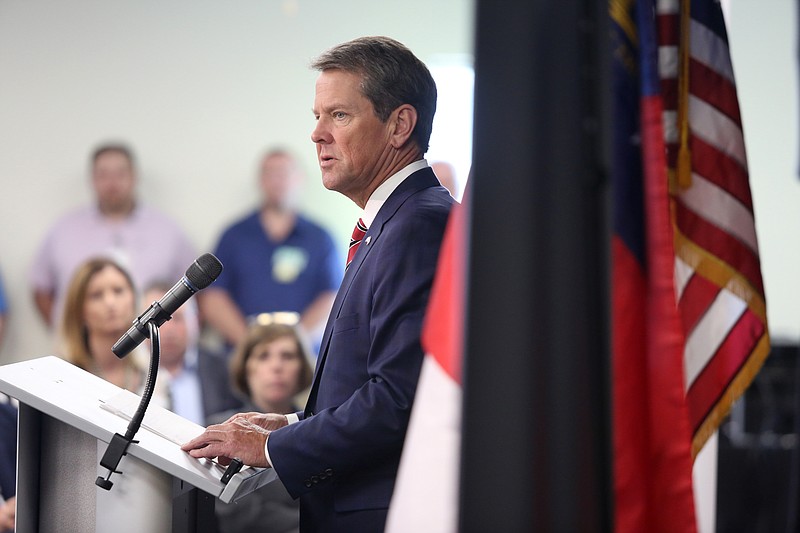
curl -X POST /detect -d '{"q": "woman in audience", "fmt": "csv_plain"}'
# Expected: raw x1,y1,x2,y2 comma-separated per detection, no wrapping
60,257,167,405
209,316,313,533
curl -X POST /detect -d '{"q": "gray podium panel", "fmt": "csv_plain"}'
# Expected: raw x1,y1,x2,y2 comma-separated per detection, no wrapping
0,356,276,532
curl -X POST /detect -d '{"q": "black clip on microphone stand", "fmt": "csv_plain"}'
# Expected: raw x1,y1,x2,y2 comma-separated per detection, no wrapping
96,321,160,491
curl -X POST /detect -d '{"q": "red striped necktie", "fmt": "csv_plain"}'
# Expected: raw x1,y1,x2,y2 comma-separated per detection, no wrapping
346,218,368,269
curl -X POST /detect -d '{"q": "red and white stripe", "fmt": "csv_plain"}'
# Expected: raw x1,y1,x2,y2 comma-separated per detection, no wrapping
657,0,769,456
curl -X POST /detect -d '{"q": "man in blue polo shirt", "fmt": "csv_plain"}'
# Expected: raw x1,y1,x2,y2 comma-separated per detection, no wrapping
201,149,342,354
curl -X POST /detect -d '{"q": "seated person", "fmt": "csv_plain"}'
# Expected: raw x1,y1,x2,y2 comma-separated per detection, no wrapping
208,317,313,533
143,283,242,425
60,258,168,406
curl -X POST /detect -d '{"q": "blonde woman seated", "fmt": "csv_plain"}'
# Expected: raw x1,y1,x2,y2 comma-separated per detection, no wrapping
208,315,313,533
60,257,169,406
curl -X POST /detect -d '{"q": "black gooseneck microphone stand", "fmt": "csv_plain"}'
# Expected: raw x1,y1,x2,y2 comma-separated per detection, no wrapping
96,322,161,491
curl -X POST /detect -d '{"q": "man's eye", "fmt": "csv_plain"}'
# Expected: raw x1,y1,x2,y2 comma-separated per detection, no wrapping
333,111,347,120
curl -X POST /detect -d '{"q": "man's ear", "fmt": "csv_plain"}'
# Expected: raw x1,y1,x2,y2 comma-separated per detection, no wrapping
389,104,418,149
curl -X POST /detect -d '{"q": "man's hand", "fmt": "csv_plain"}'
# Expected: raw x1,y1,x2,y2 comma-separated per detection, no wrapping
181,413,289,467
220,412,289,432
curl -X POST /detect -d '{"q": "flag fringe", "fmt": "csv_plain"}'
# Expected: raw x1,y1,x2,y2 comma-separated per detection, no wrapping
672,222,766,320
691,331,771,457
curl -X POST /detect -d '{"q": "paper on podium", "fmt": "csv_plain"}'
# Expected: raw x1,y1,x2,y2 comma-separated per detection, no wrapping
0,355,277,503
100,389,208,446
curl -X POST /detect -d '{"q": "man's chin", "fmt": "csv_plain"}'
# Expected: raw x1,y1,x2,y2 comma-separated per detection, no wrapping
321,174,340,192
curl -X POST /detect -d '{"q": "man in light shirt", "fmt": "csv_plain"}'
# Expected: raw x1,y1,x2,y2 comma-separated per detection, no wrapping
30,143,196,330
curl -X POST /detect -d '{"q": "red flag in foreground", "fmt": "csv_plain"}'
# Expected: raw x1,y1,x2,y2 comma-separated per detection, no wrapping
385,188,467,533
611,0,768,531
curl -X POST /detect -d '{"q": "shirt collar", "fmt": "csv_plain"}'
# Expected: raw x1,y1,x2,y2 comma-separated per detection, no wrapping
362,159,428,228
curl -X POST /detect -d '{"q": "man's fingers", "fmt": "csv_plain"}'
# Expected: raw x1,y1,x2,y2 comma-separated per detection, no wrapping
182,432,215,451
181,436,208,451
186,439,230,460
181,420,270,468
233,418,261,431
188,444,223,459
223,411,260,424
249,413,289,431
181,426,227,451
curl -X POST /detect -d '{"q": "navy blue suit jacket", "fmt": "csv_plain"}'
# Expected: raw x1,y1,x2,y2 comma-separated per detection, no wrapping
268,167,453,532
0,401,17,500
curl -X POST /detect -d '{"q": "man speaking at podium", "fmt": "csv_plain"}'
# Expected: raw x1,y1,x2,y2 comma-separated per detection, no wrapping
183,36,454,532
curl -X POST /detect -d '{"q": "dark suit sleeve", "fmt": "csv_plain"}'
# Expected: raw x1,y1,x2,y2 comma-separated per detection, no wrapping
0,403,17,499
267,194,451,505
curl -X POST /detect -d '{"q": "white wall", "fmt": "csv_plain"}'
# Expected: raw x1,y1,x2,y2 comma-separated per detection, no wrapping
1,0,794,366
0,0,475,364
726,0,800,343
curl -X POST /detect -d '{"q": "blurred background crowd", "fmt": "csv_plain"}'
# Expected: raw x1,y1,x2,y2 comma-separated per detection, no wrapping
0,3,474,531
2,1,799,532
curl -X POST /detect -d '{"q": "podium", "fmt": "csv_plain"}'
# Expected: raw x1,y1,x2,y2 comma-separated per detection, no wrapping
0,356,276,533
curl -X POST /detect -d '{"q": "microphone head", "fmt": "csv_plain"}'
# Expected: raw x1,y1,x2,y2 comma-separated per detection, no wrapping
186,253,223,290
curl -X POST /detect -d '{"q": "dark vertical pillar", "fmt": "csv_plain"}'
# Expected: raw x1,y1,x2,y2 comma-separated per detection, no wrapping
172,479,218,533
461,0,612,531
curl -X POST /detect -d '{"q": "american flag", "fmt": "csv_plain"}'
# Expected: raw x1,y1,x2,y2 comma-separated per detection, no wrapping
657,0,770,457
610,0,768,530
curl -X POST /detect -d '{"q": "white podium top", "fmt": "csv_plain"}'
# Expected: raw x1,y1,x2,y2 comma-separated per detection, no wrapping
0,355,275,503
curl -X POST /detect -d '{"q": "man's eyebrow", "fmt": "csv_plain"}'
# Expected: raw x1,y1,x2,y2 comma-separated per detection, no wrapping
315,101,355,114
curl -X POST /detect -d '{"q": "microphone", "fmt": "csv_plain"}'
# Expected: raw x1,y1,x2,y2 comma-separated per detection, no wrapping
112,253,223,358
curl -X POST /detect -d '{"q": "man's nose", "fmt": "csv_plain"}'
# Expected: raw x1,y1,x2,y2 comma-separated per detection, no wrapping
311,119,330,144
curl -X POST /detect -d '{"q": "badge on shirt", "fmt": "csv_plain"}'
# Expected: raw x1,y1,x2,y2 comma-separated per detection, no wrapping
272,246,308,283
